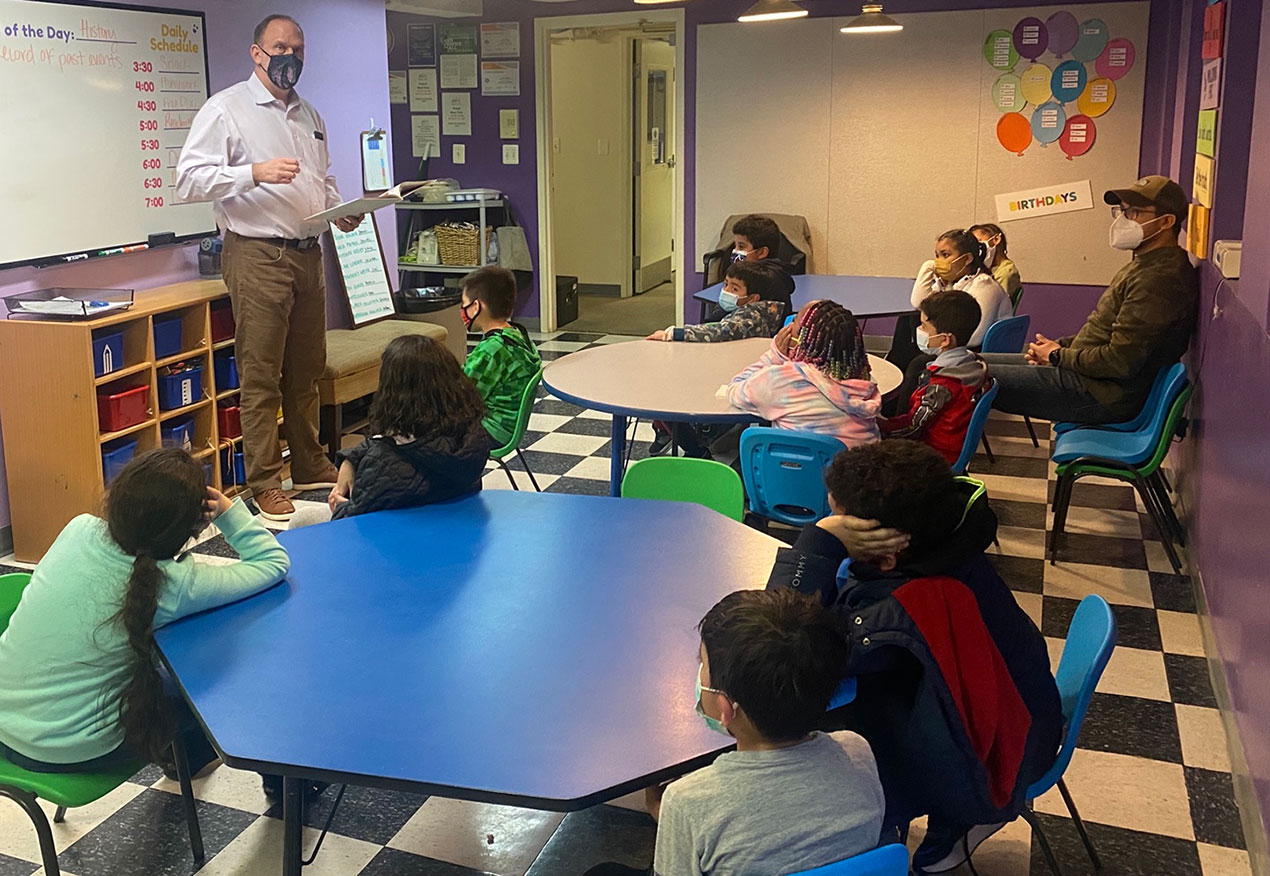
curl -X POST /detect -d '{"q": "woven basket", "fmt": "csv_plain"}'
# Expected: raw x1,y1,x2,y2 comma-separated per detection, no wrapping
435,223,492,267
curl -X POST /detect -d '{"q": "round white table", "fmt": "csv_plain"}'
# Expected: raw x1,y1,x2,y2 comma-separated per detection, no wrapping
541,338,903,495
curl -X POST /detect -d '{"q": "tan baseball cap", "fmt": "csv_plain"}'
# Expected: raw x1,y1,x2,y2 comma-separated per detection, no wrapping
1103,175,1189,222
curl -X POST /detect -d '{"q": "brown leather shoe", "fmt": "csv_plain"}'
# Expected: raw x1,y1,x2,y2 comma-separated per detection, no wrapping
253,488,295,522
292,462,340,491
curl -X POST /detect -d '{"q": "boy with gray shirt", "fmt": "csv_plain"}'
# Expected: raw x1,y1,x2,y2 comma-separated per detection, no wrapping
587,589,885,876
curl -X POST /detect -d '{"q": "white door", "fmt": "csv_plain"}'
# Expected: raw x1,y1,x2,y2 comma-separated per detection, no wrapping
633,37,675,294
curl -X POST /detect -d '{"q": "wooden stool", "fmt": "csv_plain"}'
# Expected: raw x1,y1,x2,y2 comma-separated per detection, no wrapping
319,320,448,456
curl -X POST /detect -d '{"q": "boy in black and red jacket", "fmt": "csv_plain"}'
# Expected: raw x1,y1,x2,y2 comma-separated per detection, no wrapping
880,290,990,465
767,441,1062,875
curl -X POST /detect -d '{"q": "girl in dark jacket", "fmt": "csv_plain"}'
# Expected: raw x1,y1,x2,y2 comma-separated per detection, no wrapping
289,335,491,527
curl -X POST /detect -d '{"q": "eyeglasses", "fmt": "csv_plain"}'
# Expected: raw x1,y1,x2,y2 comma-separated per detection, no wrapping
1111,205,1158,221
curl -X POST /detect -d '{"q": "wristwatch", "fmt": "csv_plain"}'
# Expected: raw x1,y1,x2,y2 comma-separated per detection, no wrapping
1048,348,1061,367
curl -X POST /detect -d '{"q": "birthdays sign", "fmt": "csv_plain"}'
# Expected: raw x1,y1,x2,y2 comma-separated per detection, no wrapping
994,179,1094,223
984,11,1136,159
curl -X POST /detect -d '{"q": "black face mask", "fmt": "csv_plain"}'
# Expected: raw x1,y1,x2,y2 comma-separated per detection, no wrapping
256,47,303,91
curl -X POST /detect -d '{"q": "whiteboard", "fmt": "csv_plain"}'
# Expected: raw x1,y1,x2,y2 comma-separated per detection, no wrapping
696,3,1150,287
331,215,397,327
0,0,215,268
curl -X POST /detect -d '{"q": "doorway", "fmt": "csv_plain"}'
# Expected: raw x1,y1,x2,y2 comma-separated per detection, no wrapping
535,11,685,335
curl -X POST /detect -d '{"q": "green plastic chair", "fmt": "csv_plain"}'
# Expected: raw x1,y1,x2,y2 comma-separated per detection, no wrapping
1011,284,1026,314
620,457,746,521
0,573,205,875
489,368,545,491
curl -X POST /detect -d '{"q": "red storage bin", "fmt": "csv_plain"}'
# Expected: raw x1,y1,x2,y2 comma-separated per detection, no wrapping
210,303,235,343
217,403,242,439
97,385,151,433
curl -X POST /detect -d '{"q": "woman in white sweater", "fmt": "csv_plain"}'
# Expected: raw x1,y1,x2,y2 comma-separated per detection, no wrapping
910,228,1013,348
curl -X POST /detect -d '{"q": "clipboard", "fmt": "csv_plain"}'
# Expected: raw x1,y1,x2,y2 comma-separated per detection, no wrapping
361,129,392,193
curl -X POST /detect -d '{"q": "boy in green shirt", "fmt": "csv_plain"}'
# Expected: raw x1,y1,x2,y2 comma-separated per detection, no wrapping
460,266,542,446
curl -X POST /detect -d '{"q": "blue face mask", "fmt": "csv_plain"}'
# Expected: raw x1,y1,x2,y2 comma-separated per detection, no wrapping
718,290,742,312
695,666,731,736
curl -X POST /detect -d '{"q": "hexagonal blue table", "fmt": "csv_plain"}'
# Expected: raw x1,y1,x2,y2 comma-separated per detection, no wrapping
156,490,782,876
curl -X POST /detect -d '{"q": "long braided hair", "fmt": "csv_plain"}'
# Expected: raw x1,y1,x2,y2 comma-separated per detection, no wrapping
107,448,207,761
789,300,872,382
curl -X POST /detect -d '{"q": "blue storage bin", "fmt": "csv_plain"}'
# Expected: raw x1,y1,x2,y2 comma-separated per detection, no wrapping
91,330,124,378
160,416,194,452
214,352,239,390
157,365,203,411
220,448,245,486
153,315,184,359
101,438,139,484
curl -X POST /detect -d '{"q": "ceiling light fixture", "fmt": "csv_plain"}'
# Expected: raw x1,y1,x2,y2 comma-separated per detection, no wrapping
738,0,808,23
840,3,903,33
633,0,684,5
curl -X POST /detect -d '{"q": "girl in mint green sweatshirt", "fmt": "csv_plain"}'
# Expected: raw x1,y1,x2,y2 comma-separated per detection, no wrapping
0,448,289,772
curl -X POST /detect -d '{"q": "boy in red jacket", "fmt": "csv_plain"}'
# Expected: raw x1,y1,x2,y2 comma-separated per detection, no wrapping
880,290,989,464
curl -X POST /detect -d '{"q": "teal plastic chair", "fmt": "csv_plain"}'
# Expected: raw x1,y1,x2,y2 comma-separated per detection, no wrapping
1019,595,1118,876
950,380,999,476
1011,284,1026,314
1052,361,1177,437
792,843,910,875
739,427,846,526
621,457,745,521
0,573,205,875
979,315,1040,451
489,368,544,491
1050,364,1191,572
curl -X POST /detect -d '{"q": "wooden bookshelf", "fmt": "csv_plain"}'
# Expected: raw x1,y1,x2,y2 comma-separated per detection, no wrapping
0,280,248,562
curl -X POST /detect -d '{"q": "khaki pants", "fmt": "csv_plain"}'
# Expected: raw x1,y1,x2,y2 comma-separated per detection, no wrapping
222,231,330,493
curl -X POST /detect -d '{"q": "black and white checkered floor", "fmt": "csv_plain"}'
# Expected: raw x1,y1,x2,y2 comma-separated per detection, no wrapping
0,329,1253,875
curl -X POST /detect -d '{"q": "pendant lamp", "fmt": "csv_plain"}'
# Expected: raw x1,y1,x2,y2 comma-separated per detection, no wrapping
738,0,808,23
840,3,903,33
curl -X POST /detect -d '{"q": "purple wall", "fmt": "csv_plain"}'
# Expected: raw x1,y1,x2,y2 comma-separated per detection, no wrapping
1169,0,1270,843
387,0,1172,327
0,0,396,531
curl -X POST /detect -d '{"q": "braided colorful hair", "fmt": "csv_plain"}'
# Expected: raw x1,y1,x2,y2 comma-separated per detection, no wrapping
789,300,872,382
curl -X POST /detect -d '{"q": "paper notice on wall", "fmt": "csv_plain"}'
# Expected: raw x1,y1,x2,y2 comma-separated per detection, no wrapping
442,92,472,136
480,22,520,59
388,71,407,105
994,180,1094,223
481,61,520,97
1200,59,1222,110
409,67,438,112
440,53,478,89
411,114,440,158
1193,154,1215,208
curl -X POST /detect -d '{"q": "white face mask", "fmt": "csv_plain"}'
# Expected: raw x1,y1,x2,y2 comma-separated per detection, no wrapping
916,327,944,355
984,240,999,265
1110,213,1165,251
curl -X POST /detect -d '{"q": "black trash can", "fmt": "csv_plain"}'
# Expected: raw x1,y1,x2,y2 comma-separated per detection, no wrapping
395,286,463,313
557,275,578,326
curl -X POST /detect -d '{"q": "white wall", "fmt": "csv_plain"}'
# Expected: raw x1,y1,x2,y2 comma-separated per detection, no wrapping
697,3,1150,285
549,35,628,291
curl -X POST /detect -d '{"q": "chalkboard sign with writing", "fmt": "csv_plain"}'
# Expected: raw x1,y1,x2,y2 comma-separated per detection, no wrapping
331,215,396,327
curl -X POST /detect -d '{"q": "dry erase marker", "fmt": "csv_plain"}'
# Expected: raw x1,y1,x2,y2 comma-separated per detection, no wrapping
62,253,89,262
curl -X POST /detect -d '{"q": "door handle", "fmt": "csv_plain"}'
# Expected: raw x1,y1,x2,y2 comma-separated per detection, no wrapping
667,155,677,168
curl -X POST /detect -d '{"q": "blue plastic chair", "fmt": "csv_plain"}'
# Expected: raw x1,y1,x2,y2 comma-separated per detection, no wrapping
792,843,910,876
1051,363,1188,468
950,380,999,476
979,315,1040,450
1052,361,1178,437
739,427,846,526
1019,595,1118,876
784,313,797,327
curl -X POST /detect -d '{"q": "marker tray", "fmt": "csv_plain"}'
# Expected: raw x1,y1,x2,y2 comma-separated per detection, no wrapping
3,288,134,320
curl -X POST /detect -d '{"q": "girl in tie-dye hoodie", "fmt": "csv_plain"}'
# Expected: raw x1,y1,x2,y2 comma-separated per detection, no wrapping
728,300,881,448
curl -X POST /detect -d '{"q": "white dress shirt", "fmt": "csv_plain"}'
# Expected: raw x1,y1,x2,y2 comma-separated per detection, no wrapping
177,74,342,239
910,260,1014,347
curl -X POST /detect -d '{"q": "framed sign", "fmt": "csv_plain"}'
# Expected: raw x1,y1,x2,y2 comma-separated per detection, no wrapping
330,213,396,327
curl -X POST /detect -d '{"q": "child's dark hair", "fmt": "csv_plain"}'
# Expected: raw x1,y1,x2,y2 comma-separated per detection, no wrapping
699,589,850,742
824,442,965,558
462,266,518,321
725,260,792,316
919,290,981,348
369,334,485,440
938,228,989,276
732,214,781,258
790,301,871,382
107,448,207,762
969,222,1008,258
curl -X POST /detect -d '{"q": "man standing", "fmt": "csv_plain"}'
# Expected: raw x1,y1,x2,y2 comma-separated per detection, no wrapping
982,175,1199,425
178,14,359,521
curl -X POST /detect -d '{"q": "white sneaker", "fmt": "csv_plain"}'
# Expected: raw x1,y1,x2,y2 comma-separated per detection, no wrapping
916,821,1008,874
